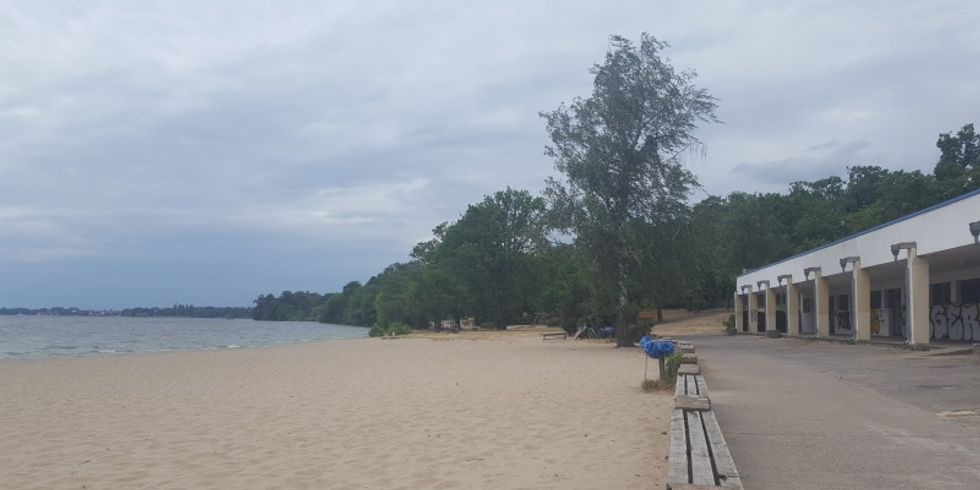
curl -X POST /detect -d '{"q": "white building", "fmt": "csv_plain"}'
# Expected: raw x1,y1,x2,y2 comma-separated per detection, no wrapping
734,188,980,345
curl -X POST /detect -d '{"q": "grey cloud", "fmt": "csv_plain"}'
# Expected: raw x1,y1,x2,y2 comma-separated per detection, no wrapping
728,140,874,188
1,1,979,306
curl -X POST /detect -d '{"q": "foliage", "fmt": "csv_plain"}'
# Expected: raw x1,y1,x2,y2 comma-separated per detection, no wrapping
246,34,977,344
252,291,328,321
541,33,717,346
0,305,251,319
723,314,736,333
417,188,548,328
664,352,683,380
645,351,684,391
368,322,411,337
934,123,979,199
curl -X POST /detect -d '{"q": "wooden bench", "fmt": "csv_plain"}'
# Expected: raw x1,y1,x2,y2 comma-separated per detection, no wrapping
668,409,743,489
677,363,700,375
541,332,567,340
675,374,710,411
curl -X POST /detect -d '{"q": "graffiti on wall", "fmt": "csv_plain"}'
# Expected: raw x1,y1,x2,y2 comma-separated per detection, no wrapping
930,304,980,341
870,309,881,335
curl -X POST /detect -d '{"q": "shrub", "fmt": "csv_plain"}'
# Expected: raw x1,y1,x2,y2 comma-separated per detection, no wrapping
723,313,736,333
642,350,684,391
369,322,411,337
664,352,684,381
387,322,411,336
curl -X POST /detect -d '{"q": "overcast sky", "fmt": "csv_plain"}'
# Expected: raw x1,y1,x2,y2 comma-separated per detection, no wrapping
2,1,978,308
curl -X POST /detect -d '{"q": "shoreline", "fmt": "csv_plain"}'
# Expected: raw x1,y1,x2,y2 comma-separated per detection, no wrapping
0,334,369,363
0,331,671,489
0,317,371,361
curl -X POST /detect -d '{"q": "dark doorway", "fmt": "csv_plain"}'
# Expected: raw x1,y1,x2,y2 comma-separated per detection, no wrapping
776,293,787,332
886,288,904,339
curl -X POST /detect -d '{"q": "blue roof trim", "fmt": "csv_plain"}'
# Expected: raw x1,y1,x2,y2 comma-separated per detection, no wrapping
738,187,980,278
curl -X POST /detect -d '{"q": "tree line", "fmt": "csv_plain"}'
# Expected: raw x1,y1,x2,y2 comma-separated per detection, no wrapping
252,34,979,344
0,304,252,318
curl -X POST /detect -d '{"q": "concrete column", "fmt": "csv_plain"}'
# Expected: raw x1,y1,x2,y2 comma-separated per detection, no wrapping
765,286,777,333
786,280,800,336
734,291,744,332
951,280,959,304
853,260,871,341
908,249,931,346
815,271,830,337
747,289,758,332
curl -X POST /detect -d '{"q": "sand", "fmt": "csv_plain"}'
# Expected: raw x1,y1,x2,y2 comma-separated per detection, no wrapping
652,309,730,337
0,330,671,489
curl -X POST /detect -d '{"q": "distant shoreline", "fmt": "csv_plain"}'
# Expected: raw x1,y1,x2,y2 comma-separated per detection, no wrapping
0,305,253,319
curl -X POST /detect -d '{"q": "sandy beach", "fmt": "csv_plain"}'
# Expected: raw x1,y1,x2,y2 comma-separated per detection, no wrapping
0,330,671,489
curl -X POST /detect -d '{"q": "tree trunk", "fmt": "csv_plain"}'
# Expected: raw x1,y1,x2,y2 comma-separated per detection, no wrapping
656,307,664,323
615,254,632,347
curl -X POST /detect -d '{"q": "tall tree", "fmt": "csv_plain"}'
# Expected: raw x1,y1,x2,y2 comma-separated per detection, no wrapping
934,123,980,199
429,188,548,327
541,33,717,346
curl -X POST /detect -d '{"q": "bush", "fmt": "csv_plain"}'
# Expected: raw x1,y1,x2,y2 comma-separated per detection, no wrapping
387,322,411,336
643,351,684,391
369,322,411,337
664,352,684,381
723,313,736,333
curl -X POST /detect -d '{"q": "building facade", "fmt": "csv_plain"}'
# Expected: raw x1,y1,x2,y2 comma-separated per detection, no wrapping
734,189,980,345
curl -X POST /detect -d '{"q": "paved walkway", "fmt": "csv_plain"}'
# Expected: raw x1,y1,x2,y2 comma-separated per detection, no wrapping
688,335,980,489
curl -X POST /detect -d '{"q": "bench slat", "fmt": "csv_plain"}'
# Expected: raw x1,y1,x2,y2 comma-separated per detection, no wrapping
675,375,687,398
685,411,715,486
701,410,742,489
695,375,708,397
668,409,689,485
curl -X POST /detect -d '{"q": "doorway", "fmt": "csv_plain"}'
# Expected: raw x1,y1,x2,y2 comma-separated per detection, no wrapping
885,288,905,339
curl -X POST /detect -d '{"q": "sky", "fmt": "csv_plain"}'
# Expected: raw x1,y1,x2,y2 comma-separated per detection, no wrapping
2,1,979,308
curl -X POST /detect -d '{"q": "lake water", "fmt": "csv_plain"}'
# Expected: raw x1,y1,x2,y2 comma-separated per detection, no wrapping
0,316,370,359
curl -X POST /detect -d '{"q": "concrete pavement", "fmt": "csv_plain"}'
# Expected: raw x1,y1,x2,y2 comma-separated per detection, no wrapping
688,335,980,489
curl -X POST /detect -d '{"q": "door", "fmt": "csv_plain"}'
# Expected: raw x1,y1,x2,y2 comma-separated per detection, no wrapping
886,288,905,339
801,297,815,334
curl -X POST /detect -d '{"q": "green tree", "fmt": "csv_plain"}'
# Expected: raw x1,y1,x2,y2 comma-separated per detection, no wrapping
438,188,547,327
934,123,979,198
541,33,717,346
530,244,591,331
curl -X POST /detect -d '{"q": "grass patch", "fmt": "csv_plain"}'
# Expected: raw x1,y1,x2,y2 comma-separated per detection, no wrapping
642,351,684,392
642,378,674,391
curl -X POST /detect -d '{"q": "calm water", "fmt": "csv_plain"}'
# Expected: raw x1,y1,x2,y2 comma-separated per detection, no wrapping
0,316,369,359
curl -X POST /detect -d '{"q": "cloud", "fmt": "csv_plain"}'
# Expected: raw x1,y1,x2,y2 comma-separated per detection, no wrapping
1,0,978,306
232,178,433,237
730,140,874,186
